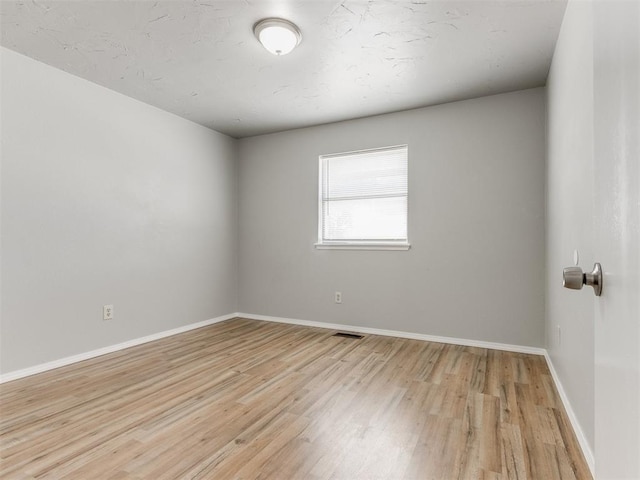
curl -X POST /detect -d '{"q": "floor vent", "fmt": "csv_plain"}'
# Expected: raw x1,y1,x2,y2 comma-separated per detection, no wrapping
332,332,364,339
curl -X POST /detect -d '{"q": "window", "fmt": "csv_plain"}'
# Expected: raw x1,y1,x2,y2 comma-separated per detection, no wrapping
317,145,409,250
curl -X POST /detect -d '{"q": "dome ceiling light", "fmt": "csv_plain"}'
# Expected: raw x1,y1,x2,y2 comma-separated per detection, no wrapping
253,18,301,56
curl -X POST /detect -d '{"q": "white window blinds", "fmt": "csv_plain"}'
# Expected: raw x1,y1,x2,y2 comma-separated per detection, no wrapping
318,145,408,245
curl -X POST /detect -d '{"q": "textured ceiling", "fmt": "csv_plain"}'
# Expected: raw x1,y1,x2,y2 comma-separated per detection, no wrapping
0,0,567,138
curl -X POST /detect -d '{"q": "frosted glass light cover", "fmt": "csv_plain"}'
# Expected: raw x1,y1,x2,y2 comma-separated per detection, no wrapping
254,19,301,56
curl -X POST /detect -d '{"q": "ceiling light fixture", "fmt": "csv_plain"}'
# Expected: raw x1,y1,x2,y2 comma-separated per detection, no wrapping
253,18,301,56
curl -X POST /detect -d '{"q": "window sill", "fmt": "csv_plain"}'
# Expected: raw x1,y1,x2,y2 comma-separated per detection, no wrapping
314,243,411,251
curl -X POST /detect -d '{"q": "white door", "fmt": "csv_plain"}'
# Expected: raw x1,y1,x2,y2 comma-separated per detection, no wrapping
593,1,640,478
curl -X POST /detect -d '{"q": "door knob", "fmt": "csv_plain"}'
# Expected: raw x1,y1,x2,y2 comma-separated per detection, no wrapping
563,263,603,296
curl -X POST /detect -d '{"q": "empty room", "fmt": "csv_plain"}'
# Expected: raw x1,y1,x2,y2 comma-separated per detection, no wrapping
1,0,638,479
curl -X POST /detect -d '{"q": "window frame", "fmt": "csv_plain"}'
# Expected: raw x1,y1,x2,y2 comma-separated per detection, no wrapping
315,144,410,251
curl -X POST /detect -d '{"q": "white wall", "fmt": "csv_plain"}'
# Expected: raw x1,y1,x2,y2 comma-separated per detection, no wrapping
238,88,546,347
545,0,595,460
0,48,238,374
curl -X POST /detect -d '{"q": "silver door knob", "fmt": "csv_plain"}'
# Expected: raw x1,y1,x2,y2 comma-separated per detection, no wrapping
563,263,603,296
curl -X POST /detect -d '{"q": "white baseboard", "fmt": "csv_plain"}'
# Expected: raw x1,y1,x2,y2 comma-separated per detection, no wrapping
543,352,595,477
237,312,546,356
0,313,237,384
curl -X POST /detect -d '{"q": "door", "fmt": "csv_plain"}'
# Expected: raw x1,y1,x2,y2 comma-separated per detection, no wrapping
593,1,640,478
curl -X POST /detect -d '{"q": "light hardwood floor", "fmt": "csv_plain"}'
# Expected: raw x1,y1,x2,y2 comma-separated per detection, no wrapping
1,318,591,479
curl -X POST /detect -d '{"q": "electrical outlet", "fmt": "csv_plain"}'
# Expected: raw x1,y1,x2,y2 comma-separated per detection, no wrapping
103,305,113,321
335,292,342,304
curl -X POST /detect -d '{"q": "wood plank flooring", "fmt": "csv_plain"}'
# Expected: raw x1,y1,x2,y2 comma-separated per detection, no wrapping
0,318,592,479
